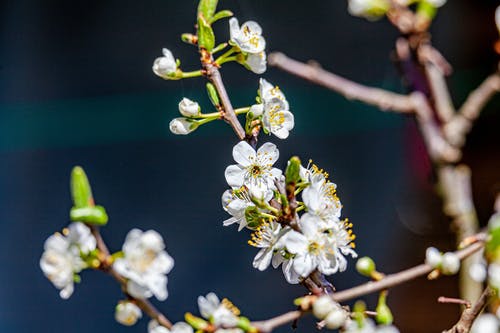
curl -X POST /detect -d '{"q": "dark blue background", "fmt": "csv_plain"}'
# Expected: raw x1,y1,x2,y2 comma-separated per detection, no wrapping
0,1,499,332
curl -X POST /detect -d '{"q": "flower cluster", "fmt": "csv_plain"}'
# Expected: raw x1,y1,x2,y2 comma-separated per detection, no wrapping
222,141,357,284
425,247,460,275
40,222,97,299
229,18,267,74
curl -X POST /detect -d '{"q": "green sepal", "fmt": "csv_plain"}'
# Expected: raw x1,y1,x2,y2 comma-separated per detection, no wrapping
70,205,108,225
237,317,254,332
73,274,81,283
417,1,437,19
375,292,393,325
285,156,301,186
197,14,215,52
197,0,218,20
71,166,94,208
209,10,233,24
206,82,220,106
185,313,208,330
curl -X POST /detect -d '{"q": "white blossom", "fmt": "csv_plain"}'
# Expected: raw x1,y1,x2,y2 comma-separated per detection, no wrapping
198,293,239,326
169,118,197,135
221,187,255,231
249,222,291,271
229,18,266,54
113,229,174,301
312,295,339,320
153,48,178,78
496,6,500,33
251,79,294,139
225,141,281,190
470,314,499,333
302,174,342,228
347,0,389,19
425,0,447,8
283,213,357,280
469,262,487,283
324,307,348,330
115,301,142,326
178,98,200,117
245,51,267,74
148,321,194,333
40,222,96,299
342,318,399,333
489,263,500,290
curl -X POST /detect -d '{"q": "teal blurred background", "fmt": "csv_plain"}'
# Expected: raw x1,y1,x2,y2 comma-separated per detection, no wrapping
0,1,499,332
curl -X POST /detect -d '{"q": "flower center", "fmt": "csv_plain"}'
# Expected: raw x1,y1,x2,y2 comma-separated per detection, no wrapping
308,241,322,255
250,165,262,176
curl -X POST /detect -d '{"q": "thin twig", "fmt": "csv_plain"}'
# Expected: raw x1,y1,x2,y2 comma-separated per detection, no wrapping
438,296,471,308
442,286,494,333
268,52,414,113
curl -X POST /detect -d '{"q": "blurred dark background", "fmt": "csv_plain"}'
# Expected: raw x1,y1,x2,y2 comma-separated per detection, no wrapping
0,0,499,332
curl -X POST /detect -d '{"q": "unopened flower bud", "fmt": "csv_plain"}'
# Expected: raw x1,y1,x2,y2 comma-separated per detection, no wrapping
441,252,460,275
115,301,142,326
312,295,337,320
471,314,499,333
169,118,198,135
425,247,442,268
356,256,376,277
178,98,200,117
153,48,177,78
324,307,347,330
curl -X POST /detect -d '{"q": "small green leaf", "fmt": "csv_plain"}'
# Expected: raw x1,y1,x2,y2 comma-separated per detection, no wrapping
285,156,301,186
71,166,94,208
197,14,215,51
206,82,220,106
197,0,218,20
70,205,108,225
209,10,233,24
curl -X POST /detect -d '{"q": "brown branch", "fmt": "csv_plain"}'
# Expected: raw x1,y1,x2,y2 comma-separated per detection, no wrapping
252,310,303,333
438,296,471,308
444,69,500,148
89,225,173,329
268,52,414,113
442,286,494,333
203,60,246,140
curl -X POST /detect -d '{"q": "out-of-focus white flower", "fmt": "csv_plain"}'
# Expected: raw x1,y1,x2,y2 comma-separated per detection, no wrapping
425,0,447,8
348,0,390,20
251,79,294,139
229,18,266,54
178,98,200,117
343,318,400,333
496,6,500,33
198,293,239,326
148,320,194,333
425,247,442,268
113,229,174,301
40,222,96,299
284,214,357,279
489,263,500,290
312,295,338,319
471,314,499,333
169,118,198,135
441,252,460,275
249,222,291,271
245,52,267,74
469,262,487,283
224,141,281,190
115,301,142,326
153,48,178,78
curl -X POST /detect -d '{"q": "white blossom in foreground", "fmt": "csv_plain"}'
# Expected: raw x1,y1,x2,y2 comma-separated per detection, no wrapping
115,301,142,326
342,318,400,333
229,18,265,54
249,222,291,271
198,293,239,326
153,48,178,78
40,222,96,299
347,0,390,20
178,98,200,117
470,314,498,333
225,141,281,190
284,213,357,279
302,172,342,227
113,229,174,301
496,5,500,34
149,320,194,333
170,118,198,135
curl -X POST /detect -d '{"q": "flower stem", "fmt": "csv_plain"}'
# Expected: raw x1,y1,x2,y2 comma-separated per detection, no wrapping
180,70,203,79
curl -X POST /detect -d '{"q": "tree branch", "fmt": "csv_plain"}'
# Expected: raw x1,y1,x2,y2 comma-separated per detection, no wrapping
268,52,414,113
442,286,494,333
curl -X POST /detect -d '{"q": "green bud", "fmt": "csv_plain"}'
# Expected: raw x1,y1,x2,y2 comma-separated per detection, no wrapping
285,156,301,186
352,301,366,327
185,313,208,330
71,166,94,208
70,205,108,225
181,33,198,45
375,292,393,325
417,1,438,20
356,257,376,277
206,83,220,106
